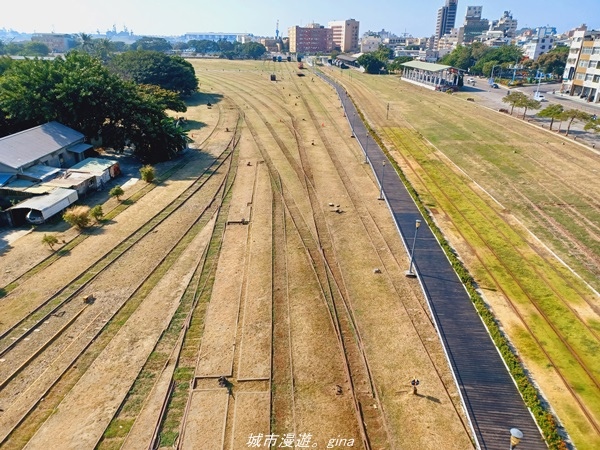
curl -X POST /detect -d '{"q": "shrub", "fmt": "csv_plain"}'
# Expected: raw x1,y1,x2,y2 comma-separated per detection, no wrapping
109,185,125,201
90,205,104,222
41,234,59,250
139,165,156,183
63,206,91,229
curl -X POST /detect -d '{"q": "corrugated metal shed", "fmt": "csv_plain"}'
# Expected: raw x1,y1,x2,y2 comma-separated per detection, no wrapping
401,60,452,72
70,157,117,174
0,122,84,170
21,165,62,182
0,173,15,186
8,187,77,211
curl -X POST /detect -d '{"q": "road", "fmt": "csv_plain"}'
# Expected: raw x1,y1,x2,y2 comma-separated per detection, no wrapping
461,80,600,148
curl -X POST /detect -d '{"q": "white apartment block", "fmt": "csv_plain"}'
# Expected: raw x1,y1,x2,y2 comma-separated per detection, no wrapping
562,29,600,103
360,35,382,53
328,19,360,53
523,36,555,60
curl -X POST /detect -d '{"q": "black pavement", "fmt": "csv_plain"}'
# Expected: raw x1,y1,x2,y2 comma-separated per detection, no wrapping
318,71,548,450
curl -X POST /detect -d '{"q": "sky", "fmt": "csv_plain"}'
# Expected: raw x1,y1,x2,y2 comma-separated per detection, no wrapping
2,0,599,38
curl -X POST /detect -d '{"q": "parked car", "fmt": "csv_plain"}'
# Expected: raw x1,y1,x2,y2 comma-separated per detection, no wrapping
491,83,499,89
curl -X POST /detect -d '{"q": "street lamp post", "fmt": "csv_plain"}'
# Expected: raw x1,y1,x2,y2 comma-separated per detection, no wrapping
378,161,386,200
405,219,422,277
509,428,523,450
364,134,369,163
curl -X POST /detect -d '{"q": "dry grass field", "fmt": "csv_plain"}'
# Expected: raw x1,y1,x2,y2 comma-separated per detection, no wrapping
0,59,476,450
322,66,600,449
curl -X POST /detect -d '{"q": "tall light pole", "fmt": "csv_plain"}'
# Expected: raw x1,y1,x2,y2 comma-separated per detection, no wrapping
405,219,421,277
378,161,386,200
364,133,369,163
351,111,356,137
534,70,543,99
509,428,523,450
490,64,499,85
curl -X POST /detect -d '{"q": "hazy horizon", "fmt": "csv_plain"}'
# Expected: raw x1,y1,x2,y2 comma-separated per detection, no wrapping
3,0,599,39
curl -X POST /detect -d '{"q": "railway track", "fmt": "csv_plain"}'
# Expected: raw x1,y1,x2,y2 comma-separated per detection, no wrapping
0,113,242,446
199,64,478,448
338,73,600,435
0,102,228,297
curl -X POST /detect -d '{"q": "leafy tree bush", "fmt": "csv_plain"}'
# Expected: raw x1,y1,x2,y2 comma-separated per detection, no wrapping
63,206,91,229
41,234,59,250
537,104,564,130
90,205,104,221
0,52,189,162
139,165,156,183
109,185,124,201
130,37,172,52
109,50,198,96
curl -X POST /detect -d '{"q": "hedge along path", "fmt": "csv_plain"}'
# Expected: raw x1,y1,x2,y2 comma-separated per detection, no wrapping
236,161,273,381
22,208,216,449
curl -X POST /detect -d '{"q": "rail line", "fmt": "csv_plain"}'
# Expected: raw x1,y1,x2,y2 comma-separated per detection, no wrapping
342,75,600,434
0,116,242,445
0,101,228,296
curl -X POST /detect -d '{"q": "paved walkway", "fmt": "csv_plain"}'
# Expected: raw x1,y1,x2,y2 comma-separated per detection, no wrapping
317,72,548,450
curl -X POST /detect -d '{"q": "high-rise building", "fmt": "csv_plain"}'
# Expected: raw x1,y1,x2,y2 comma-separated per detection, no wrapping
328,19,360,53
435,0,458,41
489,11,518,38
561,27,600,103
457,5,489,44
288,24,334,54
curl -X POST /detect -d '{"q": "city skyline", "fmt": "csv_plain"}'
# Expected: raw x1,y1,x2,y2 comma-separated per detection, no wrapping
2,0,599,39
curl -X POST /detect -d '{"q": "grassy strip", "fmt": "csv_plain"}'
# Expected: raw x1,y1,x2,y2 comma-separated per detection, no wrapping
351,96,566,449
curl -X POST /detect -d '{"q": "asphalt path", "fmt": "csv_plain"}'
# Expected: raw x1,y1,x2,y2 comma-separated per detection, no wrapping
317,71,548,450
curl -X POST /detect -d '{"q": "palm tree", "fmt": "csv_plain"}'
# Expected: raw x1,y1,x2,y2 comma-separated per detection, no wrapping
77,33,95,53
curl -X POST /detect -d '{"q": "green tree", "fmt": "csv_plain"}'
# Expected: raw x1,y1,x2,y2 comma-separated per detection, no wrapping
584,117,600,133
139,165,156,182
357,53,386,74
187,40,219,54
76,33,95,53
109,50,198,96
0,52,187,161
562,109,591,136
501,91,528,115
90,205,104,221
534,52,567,78
537,104,564,130
109,185,124,201
388,56,413,73
41,234,59,250
22,42,50,57
520,97,541,119
137,84,187,112
131,37,172,52
240,42,267,59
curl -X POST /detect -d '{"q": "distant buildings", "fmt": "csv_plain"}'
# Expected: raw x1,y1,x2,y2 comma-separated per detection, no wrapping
288,23,334,54
434,0,458,49
328,19,360,52
561,26,600,103
31,33,77,53
457,6,489,45
287,19,359,54
522,27,556,60
489,11,518,39
183,32,253,43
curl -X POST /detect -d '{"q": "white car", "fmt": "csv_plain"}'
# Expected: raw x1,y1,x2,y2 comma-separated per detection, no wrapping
534,94,546,102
